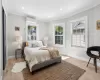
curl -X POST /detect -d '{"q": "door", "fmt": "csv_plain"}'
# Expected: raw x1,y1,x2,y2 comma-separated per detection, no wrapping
2,7,6,70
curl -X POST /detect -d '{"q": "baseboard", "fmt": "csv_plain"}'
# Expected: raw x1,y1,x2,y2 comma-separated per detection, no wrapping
67,54,100,67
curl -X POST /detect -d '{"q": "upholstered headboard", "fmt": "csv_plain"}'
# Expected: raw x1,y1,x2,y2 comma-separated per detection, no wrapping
22,42,26,55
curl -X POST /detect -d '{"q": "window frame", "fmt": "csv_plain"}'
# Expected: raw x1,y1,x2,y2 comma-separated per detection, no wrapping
26,21,39,42
53,23,65,47
70,16,88,48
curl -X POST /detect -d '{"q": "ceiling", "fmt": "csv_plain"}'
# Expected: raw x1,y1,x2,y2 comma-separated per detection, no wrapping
7,0,100,21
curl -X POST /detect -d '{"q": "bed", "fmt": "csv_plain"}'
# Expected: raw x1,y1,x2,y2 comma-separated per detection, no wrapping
22,41,61,73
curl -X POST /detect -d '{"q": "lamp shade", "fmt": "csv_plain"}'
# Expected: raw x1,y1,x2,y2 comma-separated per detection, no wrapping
15,36,22,49
44,36,48,47
14,30,23,49
16,36,22,42
15,31,21,37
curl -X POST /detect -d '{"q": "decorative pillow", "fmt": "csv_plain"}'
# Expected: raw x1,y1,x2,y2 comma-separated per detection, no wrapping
37,41,44,47
32,43,38,47
26,42,29,46
26,42,32,47
31,41,39,48
26,41,44,48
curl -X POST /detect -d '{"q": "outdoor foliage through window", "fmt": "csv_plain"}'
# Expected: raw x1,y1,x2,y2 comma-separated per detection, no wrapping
55,26,63,45
28,25,36,40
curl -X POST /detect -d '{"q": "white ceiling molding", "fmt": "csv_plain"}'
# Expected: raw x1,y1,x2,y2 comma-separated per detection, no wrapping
26,17,37,23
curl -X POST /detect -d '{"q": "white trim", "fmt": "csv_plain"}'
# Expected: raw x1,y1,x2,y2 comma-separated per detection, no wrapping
53,23,65,47
70,16,88,49
70,16,87,23
26,21,39,41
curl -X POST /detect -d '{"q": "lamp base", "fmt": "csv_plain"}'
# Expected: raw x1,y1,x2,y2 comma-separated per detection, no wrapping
17,44,21,49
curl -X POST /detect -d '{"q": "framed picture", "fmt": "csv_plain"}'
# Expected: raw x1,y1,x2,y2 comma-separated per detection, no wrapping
15,26,20,31
97,20,100,30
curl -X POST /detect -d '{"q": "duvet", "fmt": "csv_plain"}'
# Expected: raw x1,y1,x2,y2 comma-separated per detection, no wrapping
24,47,60,72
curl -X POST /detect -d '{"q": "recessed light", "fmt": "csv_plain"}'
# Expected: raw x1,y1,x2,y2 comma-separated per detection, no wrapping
60,8,62,11
22,7,24,10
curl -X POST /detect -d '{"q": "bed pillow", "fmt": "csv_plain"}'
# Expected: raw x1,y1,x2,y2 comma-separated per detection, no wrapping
26,41,44,48
31,41,39,47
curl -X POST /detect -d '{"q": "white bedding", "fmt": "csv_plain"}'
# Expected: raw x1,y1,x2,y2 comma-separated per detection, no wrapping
24,47,51,72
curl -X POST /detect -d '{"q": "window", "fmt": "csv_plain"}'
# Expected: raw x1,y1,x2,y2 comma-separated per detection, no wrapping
26,21,38,41
28,25,37,40
53,23,65,47
71,16,88,47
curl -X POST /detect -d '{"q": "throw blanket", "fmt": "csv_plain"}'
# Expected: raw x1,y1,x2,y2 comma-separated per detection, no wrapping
40,47,60,58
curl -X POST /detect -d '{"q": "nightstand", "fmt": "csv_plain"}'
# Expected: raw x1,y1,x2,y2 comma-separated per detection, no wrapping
15,49,23,59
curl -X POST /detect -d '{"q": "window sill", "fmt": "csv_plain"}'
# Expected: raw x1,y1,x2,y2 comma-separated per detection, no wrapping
71,45,85,48
53,44,64,47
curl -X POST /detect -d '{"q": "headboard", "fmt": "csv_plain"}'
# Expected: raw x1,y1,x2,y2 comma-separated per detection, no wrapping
22,42,26,55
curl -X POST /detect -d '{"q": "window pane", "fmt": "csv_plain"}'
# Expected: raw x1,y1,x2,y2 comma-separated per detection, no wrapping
73,29,77,34
55,36,63,45
81,35,85,47
77,29,80,34
55,26,63,35
72,35,77,46
80,29,85,34
76,35,81,46
28,25,37,40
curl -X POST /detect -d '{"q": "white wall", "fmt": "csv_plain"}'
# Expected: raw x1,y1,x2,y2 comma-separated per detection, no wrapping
7,13,48,57
37,21,49,40
0,0,2,79
7,14,26,57
93,5,100,46
48,4,100,62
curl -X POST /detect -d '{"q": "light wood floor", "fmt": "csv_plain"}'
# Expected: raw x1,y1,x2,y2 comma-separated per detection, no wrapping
3,57,100,80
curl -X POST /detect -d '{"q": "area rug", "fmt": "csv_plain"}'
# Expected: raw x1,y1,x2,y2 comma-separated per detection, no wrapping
22,61,85,80
61,56,70,60
12,62,26,73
